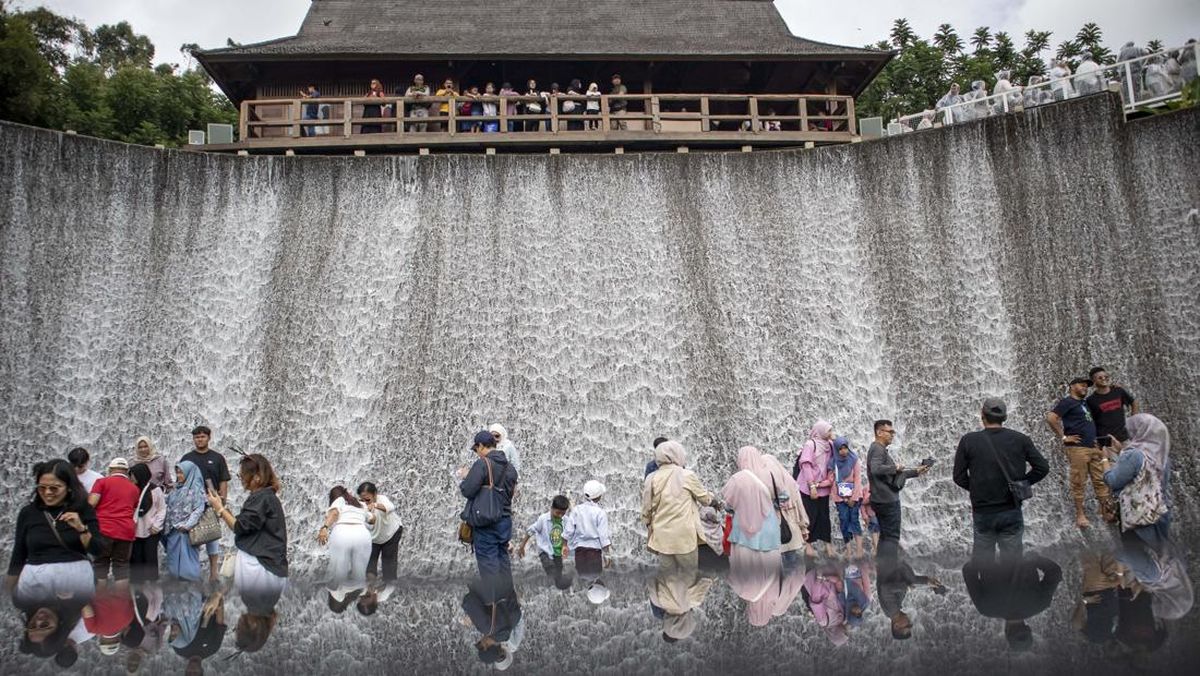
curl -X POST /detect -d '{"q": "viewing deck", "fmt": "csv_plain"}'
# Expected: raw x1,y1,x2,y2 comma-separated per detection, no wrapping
204,93,859,154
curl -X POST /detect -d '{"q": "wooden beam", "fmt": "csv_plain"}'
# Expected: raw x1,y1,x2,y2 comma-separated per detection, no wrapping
239,100,249,141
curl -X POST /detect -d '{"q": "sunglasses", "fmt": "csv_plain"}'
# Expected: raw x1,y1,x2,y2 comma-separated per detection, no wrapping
37,484,65,493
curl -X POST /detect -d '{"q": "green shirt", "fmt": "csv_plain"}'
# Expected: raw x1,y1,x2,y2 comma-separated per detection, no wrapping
550,516,564,557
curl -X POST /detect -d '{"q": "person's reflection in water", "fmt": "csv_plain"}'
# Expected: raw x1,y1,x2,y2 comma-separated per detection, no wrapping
962,553,1062,651
357,578,395,616
16,598,87,667
802,563,849,645
876,545,946,641
165,588,226,676
128,583,169,672
1072,550,1127,645
462,572,523,670
648,549,715,642
840,560,873,629
746,561,806,627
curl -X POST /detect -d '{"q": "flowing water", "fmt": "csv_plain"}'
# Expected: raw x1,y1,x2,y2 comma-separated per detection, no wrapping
1,94,1199,582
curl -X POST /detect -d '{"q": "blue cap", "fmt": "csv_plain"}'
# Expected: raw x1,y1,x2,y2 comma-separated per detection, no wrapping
472,430,496,448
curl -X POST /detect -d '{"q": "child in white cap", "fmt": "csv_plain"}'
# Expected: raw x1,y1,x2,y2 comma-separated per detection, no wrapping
565,480,611,578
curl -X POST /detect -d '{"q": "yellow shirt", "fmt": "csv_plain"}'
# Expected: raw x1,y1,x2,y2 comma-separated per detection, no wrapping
642,465,713,555
436,88,457,114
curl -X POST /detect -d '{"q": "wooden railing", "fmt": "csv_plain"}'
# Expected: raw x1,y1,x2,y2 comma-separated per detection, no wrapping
234,93,857,146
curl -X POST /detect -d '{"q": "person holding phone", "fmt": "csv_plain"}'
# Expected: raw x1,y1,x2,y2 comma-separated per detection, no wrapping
1046,377,1117,529
867,420,929,552
6,460,101,603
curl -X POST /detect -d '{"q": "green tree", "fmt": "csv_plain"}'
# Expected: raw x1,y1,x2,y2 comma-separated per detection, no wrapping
1075,22,1113,63
970,27,992,54
1146,39,1164,53
82,21,154,73
890,18,915,48
993,32,1016,69
0,7,59,125
933,24,963,54
13,5,83,70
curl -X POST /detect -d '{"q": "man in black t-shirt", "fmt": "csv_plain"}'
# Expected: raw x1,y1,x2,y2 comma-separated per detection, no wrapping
180,425,230,582
1085,366,1138,446
1046,378,1116,529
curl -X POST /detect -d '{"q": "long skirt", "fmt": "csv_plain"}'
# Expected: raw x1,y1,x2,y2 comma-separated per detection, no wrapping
163,529,201,581
801,493,832,543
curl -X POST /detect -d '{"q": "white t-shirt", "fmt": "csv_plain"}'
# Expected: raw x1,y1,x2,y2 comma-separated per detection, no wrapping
328,497,370,527
78,469,104,492
368,495,403,544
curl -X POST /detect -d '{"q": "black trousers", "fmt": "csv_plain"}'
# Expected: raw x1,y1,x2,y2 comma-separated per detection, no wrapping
367,526,403,581
872,500,903,545
802,494,832,543
130,533,161,582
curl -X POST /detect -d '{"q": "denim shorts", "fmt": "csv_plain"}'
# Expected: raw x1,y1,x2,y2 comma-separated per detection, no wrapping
205,539,222,556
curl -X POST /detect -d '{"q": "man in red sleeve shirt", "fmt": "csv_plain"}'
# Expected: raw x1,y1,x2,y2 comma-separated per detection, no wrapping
89,457,141,585
83,585,136,655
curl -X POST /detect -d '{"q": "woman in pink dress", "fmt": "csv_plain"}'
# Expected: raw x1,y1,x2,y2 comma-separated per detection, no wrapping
793,420,835,557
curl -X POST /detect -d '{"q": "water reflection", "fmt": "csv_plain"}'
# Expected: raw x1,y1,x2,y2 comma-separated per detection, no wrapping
962,553,1062,650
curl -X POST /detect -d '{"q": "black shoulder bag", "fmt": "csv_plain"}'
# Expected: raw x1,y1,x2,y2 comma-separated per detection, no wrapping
771,475,793,544
981,433,1033,502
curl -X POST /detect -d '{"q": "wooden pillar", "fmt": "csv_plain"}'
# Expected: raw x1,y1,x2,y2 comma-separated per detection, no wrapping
239,101,250,141
500,96,508,133
448,96,457,136
749,96,760,133
290,100,301,138
846,97,857,135
699,97,710,132
343,99,353,138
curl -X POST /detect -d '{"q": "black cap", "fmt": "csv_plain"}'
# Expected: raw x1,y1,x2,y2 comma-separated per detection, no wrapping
1070,377,1093,387
982,397,1007,420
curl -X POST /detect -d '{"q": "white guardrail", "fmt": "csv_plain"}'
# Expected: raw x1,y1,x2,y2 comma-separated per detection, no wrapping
894,42,1199,132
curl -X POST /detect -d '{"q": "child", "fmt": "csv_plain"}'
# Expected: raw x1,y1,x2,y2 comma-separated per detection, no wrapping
517,495,571,589
830,437,865,559
585,83,601,130
565,480,611,579
861,481,880,555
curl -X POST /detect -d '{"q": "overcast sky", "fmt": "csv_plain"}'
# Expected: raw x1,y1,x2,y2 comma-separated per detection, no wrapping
15,0,1200,66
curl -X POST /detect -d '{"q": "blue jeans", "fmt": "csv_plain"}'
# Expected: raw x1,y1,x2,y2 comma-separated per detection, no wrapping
972,507,1024,563
836,501,863,542
473,517,512,578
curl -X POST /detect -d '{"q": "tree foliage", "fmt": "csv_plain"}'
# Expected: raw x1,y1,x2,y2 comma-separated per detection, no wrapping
0,2,235,147
858,18,1137,122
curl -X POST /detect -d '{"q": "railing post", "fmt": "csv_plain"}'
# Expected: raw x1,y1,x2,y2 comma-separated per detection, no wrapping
651,95,661,132
799,96,809,132
448,96,457,135
343,99,352,138
239,100,249,141
500,96,508,133
550,95,558,133
1002,93,1009,113
291,100,301,138
699,96,710,132
1124,61,1137,107
846,97,856,135
398,99,406,134
601,96,610,132
749,96,759,133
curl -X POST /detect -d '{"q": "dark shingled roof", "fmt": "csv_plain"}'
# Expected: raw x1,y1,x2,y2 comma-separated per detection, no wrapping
199,0,889,59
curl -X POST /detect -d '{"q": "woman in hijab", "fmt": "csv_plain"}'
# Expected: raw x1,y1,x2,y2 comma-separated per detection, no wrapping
129,464,166,583
642,440,718,568
724,447,785,605
803,564,850,646
830,436,865,559
758,450,808,568
794,421,835,557
1103,414,1172,554
131,436,173,491
163,462,206,581
488,423,521,473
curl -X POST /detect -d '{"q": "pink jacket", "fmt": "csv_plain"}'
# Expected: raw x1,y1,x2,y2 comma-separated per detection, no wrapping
796,439,834,498
831,458,864,504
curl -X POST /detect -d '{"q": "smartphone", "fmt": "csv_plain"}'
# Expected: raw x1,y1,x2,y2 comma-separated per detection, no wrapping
1097,435,1113,449
205,479,216,493
920,458,936,468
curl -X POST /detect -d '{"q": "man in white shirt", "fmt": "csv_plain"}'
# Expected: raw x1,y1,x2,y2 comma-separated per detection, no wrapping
357,482,403,582
68,447,105,492
566,480,612,579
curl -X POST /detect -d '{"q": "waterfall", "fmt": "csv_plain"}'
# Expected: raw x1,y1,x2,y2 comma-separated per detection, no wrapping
2,94,1198,576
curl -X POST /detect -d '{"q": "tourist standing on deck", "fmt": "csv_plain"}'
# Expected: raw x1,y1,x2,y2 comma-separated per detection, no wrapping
831,436,866,559
1103,414,1172,553
181,426,230,582
794,421,835,558
357,482,403,582
459,431,519,577
722,447,784,578
208,454,288,606
5,460,100,602
759,450,808,568
953,398,1049,564
128,464,166,583
131,436,173,492
867,420,930,552
1046,377,1116,529
435,78,458,132
163,462,206,581
318,486,374,588
643,440,718,571
1086,367,1138,450
403,74,431,132
88,458,140,585
609,74,628,129
299,84,321,137
69,448,104,493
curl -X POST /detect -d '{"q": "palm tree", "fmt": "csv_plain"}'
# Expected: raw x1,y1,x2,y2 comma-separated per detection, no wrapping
1075,23,1103,49
1146,39,1164,53
994,31,1016,66
890,18,915,49
970,27,991,54
1056,40,1080,61
933,23,963,54
1022,30,1052,57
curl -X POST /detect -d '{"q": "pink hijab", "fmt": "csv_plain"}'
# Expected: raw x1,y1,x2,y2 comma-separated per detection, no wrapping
722,447,774,536
1125,414,1169,476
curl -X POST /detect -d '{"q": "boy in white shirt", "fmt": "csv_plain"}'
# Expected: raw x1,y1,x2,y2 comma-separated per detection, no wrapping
517,495,571,589
566,480,611,579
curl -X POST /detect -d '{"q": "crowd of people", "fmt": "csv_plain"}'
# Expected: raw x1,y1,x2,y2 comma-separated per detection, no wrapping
4,363,1188,668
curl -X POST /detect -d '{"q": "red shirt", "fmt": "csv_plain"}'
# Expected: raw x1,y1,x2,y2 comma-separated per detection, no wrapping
84,589,135,636
91,475,140,541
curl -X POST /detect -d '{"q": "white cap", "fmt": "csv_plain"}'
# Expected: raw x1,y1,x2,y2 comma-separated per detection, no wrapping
583,480,606,500
494,645,514,671
108,457,129,471
587,581,611,605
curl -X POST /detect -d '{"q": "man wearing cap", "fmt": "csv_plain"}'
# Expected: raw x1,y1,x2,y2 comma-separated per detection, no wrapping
88,457,141,584
566,480,612,578
609,74,628,130
953,398,1049,563
459,430,519,577
1046,378,1117,529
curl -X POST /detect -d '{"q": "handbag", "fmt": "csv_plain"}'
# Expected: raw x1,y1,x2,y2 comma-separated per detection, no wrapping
458,521,474,545
835,461,855,498
980,432,1033,503
460,458,505,528
189,508,222,546
219,550,237,581
770,476,793,544
1118,453,1169,530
